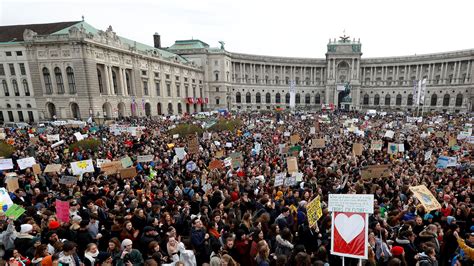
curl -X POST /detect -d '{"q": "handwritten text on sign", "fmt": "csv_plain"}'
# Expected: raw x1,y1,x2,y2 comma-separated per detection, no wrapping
328,194,374,214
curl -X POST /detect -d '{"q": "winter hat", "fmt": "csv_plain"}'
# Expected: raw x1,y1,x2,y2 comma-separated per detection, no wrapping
443,194,451,201
230,191,239,202
447,216,456,225
72,215,82,223
470,225,474,232
48,220,60,230
391,246,404,256
121,239,133,248
275,191,284,200
20,224,33,234
423,213,433,220
96,252,112,264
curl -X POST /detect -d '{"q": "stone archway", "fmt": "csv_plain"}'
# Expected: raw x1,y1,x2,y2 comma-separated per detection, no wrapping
102,102,112,119
70,102,81,119
46,102,56,119
145,102,151,117
118,102,126,118
157,103,162,115
337,61,350,83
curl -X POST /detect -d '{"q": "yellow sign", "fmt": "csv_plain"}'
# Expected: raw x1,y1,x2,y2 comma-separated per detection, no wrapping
307,196,323,226
409,185,441,212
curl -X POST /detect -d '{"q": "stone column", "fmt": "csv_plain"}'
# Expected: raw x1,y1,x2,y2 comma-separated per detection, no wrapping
466,60,471,83
118,67,124,96
456,61,461,84
351,59,355,81
104,65,111,95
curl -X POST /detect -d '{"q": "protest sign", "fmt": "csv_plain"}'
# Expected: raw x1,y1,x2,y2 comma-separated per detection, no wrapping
311,139,325,149
284,175,297,187
224,157,232,167
287,156,298,174
230,152,243,168
307,196,323,226
119,167,137,178
5,177,19,192
370,140,383,151
274,173,285,187
209,159,224,170
215,150,225,158
173,134,179,139
225,142,233,148
59,176,77,185
55,200,70,223
96,159,111,168
47,134,60,142
70,159,94,175
384,130,395,139
328,194,374,214
290,134,301,144
174,147,187,160
448,136,457,147
0,159,14,170
352,143,363,156
17,157,36,170
51,140,65,148
292,172,303,182
44,164,62,173
436,156,449,169
32,164,41,175
387,143,399,154
4,204,25,220
310,127,316,134
74,132,84,141
137,155,154,163
409,185,441,212
0,188,14,210
188,135,200,154
120,156,133,168
361,165,391,180
424,150,432,161
101,161,122,175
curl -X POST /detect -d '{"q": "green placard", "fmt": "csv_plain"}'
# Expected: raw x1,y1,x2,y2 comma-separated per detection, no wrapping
5,204,26,220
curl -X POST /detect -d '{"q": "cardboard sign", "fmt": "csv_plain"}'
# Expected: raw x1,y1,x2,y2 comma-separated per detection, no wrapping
59,176,77,185
290,134,301,144
215,150,225,158
137,155,154,163
32,164,42,175
5,177,19,192
361,165,391,180
120,156,133,168
448,136,457,147
208,159,224,170
287,156,298,174
44,164,62,173
188,135,200,154
47,134,60,142
119,167,137,178
312,139,325,149
96,159,111,168
409,185,441,212
352,143,364,156
307,196,323,226
101,161,122,175
370,140,383,151
328,194,374,213
229,152,243,169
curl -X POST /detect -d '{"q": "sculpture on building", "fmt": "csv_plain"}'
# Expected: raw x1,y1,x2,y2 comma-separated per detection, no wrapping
23,29,38,41
218,41,225,50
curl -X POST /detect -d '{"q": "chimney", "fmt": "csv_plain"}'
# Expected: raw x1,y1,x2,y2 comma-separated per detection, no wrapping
153,33,161,49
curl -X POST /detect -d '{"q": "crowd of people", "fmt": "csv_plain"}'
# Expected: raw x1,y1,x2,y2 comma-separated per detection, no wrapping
0,110,473,266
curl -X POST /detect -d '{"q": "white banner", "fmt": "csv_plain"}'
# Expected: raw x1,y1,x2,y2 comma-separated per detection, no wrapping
137,155,154,163
0,159,14,170
74,132,84,141
17,157,36,170
47,134,60,142
0,187,14,209
70,159,94,175
328,194,374,213
96,159,111,168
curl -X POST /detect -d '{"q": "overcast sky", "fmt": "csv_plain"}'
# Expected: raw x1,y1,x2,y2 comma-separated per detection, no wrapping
1,0,473,58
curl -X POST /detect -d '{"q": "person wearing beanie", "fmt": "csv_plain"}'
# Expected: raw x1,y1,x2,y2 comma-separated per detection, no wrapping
13,224,35,257
48,220,60,231
395,230,418,266
117,239,143,266
391,246,404,256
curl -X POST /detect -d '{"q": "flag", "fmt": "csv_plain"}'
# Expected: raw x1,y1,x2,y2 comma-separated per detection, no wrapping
413,80,418,105
289,80,296,109
419,78,427,104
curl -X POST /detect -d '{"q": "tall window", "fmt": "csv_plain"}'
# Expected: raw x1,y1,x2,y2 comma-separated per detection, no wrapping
19,63,26,75
43,68,53,94
112,70,118,94
266,93,271,104
396,94,402,106
455,94,463,106
192,86,196,98
126,72,131,95
2,80,9,96
363,94,369,105
236,92,241,103
305,94,310,104
143,81,149,96
374,94,380,105
184,85,188,97
55,67,64,94
385,94,391,105
246,92,251,103
97,69,104,94
9,64,15,75
7,104,13,121
275,93,281,103
285,93,290,104
0,64,4,75
156,81,161,96
215,98,220,105
176,85,180,97
12,79,19,96
66,67,76,94
215,72,219,81
199,87,203,97
430,94,437,106
407,94,413,106
256,93,261,103
22,80,30,96
443,94,450,106
166,83,171,97
17,104,24,122
315,94,321,104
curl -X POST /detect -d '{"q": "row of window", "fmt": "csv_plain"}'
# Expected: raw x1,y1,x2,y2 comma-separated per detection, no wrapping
2,79,30,96
0,63,27,76
362,93,464,106
0,104,34,122
42,67,76,94
235,92,322,104
142,80,202,98
4,51,23,57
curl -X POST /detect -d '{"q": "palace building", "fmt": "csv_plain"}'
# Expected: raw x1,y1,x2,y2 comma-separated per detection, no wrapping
0,20,472,122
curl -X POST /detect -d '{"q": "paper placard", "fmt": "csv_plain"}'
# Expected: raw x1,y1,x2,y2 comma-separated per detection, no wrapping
424,150,432,161
119,167,137,178
173,134,179,139
32,164,41,175
307,196,323,226
310,127,316,134
96,159,111,168
74,132,84,141
293,172,303,182
328,194,374,213
224,157,232,167
47,134,60,142
352,143,364,156
312,139,325,149
0,132,5,140
287,156,298,174
70,159,94,175
409,185,441,212
0,187,14,208
387,143,399,154
137,155,154,163
284,176,297,187
274,172,285,187
371,140,383,151
448,136,457,147
215,150,225,158
384,130,395,139
51,140,65,148
4,204,26,220
225,142,233,148
174,147,187,160
290,134,301,144
6,177,19,192
209,159,224,170
17,157,36,170
44,164,62,173
229,152,243,168
55,200,70,223
283,132,291,137
120,156,133,168
0,159,14,170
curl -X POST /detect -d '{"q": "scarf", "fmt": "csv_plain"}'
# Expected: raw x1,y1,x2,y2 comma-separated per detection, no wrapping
209,227,221,238
84,250,99,264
